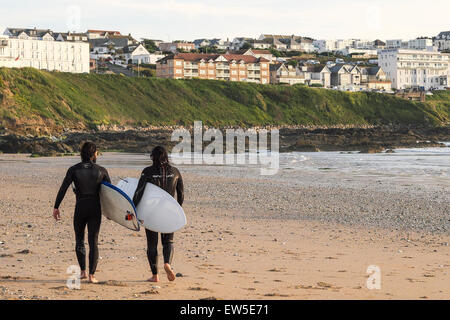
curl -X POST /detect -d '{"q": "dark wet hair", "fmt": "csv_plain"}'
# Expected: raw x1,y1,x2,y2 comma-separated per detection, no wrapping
81,141,97,162
151,146,169,167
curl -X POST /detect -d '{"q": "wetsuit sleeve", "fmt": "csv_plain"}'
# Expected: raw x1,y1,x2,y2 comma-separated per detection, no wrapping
132,170,147,207
176,171,184,207
102,167,111,183
54,167,74,209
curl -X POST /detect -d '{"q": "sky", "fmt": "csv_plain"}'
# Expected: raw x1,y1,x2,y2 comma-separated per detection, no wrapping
1,0,449,42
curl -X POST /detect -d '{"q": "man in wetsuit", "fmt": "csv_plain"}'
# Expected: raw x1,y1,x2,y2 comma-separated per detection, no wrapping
133,146,184,282
53,142,111,283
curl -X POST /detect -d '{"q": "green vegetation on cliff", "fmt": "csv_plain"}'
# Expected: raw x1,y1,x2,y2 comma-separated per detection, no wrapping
0,67,449,134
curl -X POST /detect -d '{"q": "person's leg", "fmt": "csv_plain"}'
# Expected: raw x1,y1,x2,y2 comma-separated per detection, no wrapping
73,206,87,279
145,229,159,282
162,233,175,281
87,200,101,283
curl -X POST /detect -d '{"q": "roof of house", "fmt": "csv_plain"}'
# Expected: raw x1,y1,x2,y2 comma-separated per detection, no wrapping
87,30,121,35
329,64,356,73
122,44,149,55
437,31,450,39
56,32,88,41
269,63,284,71
251,49,272,55
373,39,386,46
158,53,269,63
361,66,383,75
89,37,129,48
5,27,54,38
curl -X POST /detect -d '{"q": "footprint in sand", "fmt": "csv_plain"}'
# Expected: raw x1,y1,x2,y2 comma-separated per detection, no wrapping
199,296,219,300
98,280,128,287
264,293,290,297
140,289,159,295
188,287,209,291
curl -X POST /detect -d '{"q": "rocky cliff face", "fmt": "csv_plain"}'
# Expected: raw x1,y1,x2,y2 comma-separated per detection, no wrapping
1,126,448,156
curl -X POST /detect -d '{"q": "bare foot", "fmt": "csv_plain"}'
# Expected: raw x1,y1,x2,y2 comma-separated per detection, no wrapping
88,274,99,283
79,271,87,280
164,263,176,281
147,274,159,282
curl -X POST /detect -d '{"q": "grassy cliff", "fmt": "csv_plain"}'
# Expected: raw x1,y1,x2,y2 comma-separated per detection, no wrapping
0,67,449,135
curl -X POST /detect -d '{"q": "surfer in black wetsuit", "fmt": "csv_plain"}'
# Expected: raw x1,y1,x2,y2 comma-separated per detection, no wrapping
133,146,184,282
53,142,111,283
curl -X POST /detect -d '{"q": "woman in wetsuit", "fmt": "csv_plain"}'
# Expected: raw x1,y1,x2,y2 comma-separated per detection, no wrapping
133,146,184,282
53,142,111,283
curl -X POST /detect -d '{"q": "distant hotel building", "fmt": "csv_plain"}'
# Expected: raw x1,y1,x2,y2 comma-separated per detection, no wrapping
378,49,449,90
156,53,270,84
0,28,90,73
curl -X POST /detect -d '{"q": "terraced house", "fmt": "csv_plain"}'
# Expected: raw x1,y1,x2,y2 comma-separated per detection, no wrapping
1,27,89,73
156,53,270,84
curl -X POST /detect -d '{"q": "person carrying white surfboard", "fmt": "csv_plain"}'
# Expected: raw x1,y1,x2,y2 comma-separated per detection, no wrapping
53,142,111,284
133,146,184,282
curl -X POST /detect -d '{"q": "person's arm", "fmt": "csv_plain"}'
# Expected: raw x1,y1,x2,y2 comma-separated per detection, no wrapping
132,170,147,207
102,167,111,184
176,171,184,207
54,167,74,209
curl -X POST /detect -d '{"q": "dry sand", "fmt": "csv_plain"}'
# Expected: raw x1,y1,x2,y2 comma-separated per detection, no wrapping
0,153,448,300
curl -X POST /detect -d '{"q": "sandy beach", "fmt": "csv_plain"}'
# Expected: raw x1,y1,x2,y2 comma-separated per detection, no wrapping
0,152,448,300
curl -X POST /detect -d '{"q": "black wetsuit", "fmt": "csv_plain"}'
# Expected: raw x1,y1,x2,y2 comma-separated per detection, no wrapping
133,164,184,275
54,161,111,274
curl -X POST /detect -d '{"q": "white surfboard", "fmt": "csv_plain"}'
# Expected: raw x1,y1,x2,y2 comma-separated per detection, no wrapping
99,181,140,231
117,177,186,233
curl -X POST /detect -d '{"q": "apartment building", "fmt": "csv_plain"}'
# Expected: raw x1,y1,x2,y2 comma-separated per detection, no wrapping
156,53,270,84
408,38,434,51
386,38,435,51
0,28,89,73
378,49,450,90
159,42,196,53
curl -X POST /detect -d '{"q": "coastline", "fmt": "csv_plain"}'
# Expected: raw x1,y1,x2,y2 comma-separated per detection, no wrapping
1,125,449,156
0,153,448,300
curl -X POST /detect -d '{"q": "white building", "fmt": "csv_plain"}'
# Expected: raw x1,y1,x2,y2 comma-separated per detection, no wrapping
0,28,89,73
148,53,166,64
378,49,449,90
386,39,407,49
313,39,356,53
339,48,379,57
386,38,435,51
408,38,434,51
123,44,151,64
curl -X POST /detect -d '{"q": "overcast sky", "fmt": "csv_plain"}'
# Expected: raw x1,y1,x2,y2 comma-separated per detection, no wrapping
1,0,449,41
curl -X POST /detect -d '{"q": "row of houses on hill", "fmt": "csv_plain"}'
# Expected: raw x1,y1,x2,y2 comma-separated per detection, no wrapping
0,27,90,73
270,63,391,90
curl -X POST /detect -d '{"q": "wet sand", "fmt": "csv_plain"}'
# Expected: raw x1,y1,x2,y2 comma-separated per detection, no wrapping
0,153,448,300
